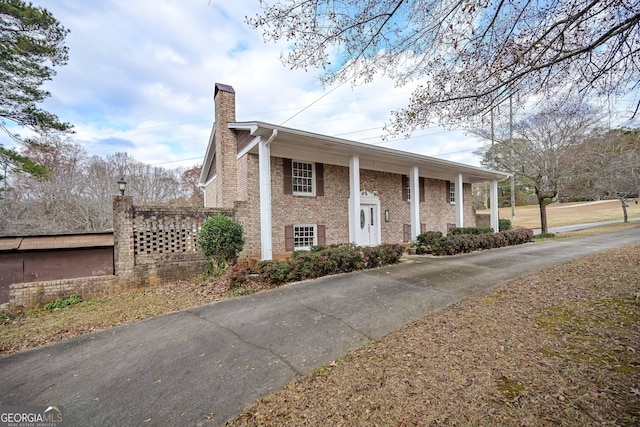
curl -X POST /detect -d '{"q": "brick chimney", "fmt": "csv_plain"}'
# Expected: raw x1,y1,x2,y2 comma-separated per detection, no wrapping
213,83,238,209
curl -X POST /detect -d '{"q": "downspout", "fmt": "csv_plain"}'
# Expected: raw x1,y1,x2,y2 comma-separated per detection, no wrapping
265,129,278,146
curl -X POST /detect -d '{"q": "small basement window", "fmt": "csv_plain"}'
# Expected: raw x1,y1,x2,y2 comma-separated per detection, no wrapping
294,224,316,250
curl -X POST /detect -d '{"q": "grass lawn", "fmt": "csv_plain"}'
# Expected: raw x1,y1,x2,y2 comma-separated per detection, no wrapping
478,199,640,229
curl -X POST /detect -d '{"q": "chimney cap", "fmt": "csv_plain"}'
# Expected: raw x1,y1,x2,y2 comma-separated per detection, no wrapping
215,83,235,97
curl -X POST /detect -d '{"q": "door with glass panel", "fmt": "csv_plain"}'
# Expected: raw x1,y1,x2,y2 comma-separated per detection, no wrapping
357,204,379,246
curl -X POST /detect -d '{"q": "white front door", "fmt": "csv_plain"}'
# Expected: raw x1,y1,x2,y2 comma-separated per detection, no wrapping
357,203,379,246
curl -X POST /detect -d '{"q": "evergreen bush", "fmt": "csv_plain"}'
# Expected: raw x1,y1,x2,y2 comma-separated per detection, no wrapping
499,218,513,231
257,243,404,285
448,226,494,235
197,214,245,274
414,228,533,255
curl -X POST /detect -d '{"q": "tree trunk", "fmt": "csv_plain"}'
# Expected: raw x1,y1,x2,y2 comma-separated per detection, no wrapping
536,192,549,234
619,195,629,223
538,197,549,234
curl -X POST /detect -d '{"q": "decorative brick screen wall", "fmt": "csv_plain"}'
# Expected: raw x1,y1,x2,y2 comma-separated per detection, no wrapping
114,196,234,284
132,207,230,264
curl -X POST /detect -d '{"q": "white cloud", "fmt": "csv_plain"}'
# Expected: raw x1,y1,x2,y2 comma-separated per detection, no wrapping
19,0,485,168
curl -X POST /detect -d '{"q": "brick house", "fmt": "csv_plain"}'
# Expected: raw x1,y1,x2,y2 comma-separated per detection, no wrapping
199,83,508,261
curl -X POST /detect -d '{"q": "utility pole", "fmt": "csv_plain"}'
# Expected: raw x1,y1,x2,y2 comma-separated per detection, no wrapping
509,95,516,220
488,107,494,210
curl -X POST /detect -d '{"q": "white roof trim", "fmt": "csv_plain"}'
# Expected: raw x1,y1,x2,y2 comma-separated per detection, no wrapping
228,121,510,183
198,124,216,186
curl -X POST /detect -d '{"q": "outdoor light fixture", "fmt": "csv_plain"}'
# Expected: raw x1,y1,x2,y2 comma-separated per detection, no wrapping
117,178,127,196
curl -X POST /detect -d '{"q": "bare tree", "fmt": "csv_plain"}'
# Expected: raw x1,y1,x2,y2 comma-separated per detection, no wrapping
179,166,203,207
248,0,640,131
478,98,601,234
586,128,640,222
0,137,188,235
6,135,88,233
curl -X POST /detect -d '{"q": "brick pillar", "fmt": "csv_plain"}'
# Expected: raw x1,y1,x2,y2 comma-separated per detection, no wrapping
214,83,238,209
113,195,134,278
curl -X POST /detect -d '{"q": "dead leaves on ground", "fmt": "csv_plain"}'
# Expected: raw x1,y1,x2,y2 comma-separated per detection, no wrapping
230,245,640,426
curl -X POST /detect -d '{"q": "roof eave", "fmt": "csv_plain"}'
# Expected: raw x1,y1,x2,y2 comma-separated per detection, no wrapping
229,121,510,183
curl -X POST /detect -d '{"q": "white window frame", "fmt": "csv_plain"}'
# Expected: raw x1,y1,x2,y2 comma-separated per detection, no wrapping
293,224,317,250
292,161,315,196
450,181,456,204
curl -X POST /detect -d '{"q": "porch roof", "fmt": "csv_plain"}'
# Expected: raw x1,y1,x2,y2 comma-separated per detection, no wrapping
230,121,510,184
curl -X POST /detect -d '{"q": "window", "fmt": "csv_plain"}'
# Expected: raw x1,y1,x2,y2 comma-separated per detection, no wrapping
449,181,456,204
402,175,424,202
286,224,325,251
292,161,314,195
294,224,316,250
284,159,324,196
402,175,410,201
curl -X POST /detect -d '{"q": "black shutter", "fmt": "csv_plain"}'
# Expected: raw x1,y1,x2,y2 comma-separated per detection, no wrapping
316,163,324,196
317,225,326,245
402,175,409,201
419,177,425,202
285,225,294,251
283,159,292,195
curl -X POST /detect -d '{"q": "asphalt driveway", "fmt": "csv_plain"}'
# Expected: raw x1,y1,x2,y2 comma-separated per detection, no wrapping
1,228,639,426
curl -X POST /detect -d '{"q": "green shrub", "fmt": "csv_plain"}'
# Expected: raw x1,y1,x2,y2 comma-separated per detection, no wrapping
386,244,405,263
499,218,512,231
324,244,363,273
44,294,82,310
290,250,326,281
448,226,494,235
416,231,443,246
197,214,245,274
257,243,403,285
362,244,404,268
414,231,443,255
420,228,533,256
258,260,293,285
501,228,534,245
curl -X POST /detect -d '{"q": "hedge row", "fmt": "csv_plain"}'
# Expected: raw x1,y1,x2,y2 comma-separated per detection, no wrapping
414,228,534,256
448,226,494,235
258,243,405,285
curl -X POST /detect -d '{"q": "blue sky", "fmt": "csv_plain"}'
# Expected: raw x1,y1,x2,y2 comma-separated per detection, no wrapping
12,0,634,170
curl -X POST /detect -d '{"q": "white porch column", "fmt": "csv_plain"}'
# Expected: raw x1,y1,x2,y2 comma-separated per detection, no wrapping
490,179,499,232
455,173,464,227
409,166,420,241
348,155,361,244
259,133,274,260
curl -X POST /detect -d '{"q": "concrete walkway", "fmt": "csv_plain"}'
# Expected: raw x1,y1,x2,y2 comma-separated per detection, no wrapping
533,217,640,235
1,228,639,426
